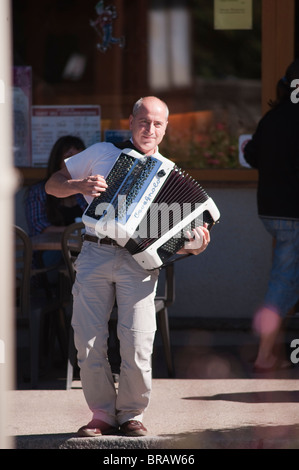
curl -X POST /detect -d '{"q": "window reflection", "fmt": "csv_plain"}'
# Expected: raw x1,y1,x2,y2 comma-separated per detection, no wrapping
148,6,191,90
12,0,262,170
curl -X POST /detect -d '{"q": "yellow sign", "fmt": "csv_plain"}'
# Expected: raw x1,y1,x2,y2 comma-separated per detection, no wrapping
214,0,252,30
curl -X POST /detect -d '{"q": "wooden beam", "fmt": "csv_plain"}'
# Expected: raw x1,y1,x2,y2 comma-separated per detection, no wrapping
262,0,295,114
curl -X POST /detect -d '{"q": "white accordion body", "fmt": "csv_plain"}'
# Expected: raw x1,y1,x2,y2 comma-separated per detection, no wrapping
83,148,220,269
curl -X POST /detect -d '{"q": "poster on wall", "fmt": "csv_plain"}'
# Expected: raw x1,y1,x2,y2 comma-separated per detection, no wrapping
104,129,131,144
13,66,32,167
239,134,252,167
31,105,101,167
214,0,252,30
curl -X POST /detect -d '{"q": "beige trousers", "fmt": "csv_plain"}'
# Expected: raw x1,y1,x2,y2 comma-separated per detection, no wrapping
71,241,159,427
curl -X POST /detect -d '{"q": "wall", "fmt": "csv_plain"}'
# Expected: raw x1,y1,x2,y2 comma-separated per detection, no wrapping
167,188,272,321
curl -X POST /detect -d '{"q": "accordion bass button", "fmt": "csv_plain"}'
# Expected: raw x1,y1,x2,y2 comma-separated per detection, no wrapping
157,170,166,177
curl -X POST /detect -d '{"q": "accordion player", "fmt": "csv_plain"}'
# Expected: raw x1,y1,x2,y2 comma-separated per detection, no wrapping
83,148,220,270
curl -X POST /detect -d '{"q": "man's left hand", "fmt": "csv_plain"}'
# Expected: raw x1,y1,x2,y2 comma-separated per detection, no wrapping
177,224,210,256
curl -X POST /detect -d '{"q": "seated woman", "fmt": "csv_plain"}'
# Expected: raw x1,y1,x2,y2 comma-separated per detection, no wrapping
25,135,87,287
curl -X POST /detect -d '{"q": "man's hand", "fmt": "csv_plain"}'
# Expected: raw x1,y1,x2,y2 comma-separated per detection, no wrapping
45,167,108,198
177,223,210,256
80,174,108,197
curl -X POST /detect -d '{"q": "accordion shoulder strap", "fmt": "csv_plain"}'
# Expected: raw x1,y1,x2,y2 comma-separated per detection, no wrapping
114,140,144,153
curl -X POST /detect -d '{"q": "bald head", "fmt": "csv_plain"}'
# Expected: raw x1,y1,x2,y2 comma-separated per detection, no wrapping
132,96,169,120
129,96,169,156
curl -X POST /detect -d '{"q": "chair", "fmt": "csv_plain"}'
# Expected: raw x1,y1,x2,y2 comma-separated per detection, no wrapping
61,222,175,389
154,262,175,378
15,225,67,388
60,222,86,389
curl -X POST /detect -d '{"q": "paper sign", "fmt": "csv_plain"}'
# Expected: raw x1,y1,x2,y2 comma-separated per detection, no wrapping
239,134,252,167
13,66,32,167
31,105,101,167
214,0,252,30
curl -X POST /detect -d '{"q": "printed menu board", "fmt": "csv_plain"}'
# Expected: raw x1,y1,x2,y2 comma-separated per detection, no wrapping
31,105,101,167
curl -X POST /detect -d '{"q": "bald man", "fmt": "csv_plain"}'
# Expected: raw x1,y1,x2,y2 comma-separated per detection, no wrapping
45,96,210,437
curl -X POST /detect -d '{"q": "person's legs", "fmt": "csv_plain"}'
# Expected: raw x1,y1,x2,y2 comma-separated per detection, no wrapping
71,241,159,434
113,248,159,427
253,306,283,369
253,219,299,369
71,242,118,427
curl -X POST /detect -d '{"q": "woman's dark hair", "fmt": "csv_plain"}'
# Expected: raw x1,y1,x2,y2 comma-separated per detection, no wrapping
46,135,85,226
46,135,85,179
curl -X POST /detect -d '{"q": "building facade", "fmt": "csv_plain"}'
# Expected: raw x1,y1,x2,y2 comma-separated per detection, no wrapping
13,0,299,322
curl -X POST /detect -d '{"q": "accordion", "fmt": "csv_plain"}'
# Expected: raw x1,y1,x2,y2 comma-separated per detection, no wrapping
83,148,220,270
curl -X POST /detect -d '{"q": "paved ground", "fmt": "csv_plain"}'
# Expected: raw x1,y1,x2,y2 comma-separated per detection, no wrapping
8,326,299,450
8,376,299,450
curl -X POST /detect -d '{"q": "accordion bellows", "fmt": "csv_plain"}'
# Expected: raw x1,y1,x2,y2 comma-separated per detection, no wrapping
83,148,220,269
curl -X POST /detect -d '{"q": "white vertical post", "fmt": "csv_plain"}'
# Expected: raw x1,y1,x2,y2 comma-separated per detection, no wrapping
0,0,18,449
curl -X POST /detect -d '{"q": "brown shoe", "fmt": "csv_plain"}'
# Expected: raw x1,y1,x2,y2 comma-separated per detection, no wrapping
120,420,147,437
77,419,118,437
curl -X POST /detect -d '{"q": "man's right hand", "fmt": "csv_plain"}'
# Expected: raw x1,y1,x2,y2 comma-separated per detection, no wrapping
45,166,108,198
80,174,108,197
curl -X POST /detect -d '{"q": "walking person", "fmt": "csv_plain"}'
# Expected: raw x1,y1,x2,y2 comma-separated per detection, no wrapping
244,61,299,372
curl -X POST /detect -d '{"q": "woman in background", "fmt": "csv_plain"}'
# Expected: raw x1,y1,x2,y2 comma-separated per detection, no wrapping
25,135,87,284
26,135,87,237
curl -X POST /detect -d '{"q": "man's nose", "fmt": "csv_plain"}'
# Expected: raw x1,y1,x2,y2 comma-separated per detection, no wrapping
146,122,155,134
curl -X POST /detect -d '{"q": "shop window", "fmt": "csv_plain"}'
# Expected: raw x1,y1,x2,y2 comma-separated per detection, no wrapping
152,0,262,169
12,0,262,174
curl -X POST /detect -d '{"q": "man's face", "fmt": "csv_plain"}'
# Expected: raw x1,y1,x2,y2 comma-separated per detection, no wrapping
129,98,168,156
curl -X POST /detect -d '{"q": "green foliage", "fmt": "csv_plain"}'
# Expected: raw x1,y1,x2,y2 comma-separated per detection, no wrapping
160,122,240,169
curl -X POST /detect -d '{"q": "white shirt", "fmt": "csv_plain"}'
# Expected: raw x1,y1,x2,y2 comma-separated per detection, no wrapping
65,142,122,206
65,141,162,236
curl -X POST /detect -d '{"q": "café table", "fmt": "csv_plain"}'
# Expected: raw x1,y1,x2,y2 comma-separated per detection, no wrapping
30,231,63,252
30,231,64,295
30,230,81,253
30,230,74,303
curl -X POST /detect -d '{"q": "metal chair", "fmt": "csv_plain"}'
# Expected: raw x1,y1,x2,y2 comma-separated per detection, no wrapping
60,222,86,389
154,262,175,378
15,225,66,388
61,222,175,389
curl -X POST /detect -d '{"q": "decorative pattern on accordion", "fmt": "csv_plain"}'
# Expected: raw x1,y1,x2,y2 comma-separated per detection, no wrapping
83,148,220,269
84,153,160,222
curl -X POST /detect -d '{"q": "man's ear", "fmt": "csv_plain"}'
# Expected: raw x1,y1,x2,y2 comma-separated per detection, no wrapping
129,115,133,130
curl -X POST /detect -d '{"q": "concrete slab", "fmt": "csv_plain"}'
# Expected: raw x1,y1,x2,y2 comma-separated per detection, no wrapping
8,377,299,449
